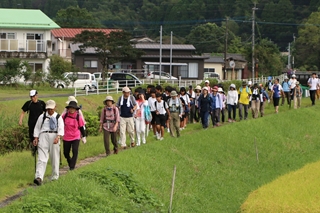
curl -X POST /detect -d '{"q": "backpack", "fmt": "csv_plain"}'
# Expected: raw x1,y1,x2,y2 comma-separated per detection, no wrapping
40,112,61,129
103,107,117,123
144,105,152,123
28,100,45,114
63,111,80,126
154,100,166,111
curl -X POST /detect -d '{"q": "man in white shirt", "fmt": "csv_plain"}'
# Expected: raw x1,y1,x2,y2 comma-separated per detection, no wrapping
289,74,297,102
33,100,64,185
308,72,318,105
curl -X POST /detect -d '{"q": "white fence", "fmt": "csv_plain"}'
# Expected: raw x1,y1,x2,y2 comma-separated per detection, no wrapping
74,74,287,97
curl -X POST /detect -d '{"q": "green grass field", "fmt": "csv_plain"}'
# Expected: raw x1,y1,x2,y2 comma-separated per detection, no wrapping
1,93,320,212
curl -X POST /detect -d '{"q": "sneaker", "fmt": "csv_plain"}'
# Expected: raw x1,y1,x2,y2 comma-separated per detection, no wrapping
142,140,146,144
131,142,135,147
156,133,160,140
228,119,232,123
159,137,164,141
34,177,42,186
167,128,170,133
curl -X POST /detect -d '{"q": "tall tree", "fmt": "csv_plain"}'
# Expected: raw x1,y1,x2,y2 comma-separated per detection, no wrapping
72,30,143,80
294,10,320,70
55,6,101,28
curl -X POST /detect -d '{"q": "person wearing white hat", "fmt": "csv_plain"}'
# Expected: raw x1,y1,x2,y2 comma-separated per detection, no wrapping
116,86,137,148
33,100,64,185
281,76,291,107
289,74,297,101
204,80,212,93
19,90,46,150
134,90,148,146
167,90,183,137
293,81,303,109
218,87,226,123
197,87,212,129
226,84,238,122
100,96,120,155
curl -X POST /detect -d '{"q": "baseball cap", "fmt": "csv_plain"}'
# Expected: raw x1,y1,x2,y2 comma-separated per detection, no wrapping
205,80,210,83
122,87,131,92
30,90,37,97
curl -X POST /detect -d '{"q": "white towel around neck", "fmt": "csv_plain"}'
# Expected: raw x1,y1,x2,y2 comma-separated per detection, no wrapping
120,95,130,107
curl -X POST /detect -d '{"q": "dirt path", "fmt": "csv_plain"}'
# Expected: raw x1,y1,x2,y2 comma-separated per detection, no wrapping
0,152,109,208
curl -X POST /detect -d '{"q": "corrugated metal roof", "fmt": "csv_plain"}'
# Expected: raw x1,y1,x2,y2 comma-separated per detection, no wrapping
0,9,60,29
135,43,196,50
141,54,208,59
51,28,118,39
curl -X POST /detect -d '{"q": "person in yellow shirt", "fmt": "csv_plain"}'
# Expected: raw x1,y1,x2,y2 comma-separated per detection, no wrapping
238,81,252,120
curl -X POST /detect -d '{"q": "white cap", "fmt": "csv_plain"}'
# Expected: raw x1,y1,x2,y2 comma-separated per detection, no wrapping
46,100,56,109
292,74,296,78
66,96,78,104
248,81,252,85
218,88,223,92
122,86,131,92
30,90,37,97
284,76,289,80
230,84,236,89
205,80,210,83
202,87,209,91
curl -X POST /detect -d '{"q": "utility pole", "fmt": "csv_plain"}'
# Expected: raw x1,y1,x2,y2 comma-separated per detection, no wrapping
288,43,291,70
169,31,173,79
224,17,228,80
159,25,162,84
252,3,258,79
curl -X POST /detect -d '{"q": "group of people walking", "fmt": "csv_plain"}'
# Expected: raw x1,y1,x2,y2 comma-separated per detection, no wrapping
20,74,317,185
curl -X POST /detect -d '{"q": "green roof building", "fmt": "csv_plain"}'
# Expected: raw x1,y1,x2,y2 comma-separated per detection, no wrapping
0,8,60,29
0,9,60,75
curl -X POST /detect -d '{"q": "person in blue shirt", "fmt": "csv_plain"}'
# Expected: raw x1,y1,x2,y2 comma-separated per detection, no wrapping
281,76,291,107
198,87,211,129
259,84,270,117
210,86,223,127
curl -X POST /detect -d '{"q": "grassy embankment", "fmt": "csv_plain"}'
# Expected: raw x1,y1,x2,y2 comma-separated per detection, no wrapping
1,94,320,212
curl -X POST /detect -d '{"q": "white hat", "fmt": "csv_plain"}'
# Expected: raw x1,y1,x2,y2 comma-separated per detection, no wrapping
46,100,56,109
248,81,252,85
122,86,131,92
230,84,236,89
195,85,202,90
218,88,224,92
202,87,209,91
292,74,296,78
66,96,78,104
205,80,210,83
30,90,37,97
296,81,300,85
284,76,289,80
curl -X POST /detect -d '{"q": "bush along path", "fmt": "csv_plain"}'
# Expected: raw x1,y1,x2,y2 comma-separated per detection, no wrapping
0,151,113,208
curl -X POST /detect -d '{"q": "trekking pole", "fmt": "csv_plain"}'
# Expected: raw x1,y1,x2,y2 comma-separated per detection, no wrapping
60,144,62,166
169,165,177,213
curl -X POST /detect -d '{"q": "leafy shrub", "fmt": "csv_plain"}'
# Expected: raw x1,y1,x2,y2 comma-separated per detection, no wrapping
82,111,100,136
0,125,29,155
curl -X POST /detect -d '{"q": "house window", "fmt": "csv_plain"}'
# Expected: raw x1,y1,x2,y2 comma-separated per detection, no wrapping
84,60,98,68
52,42,55,51
188,63,198,78
27,33,43,40
204,68,215,73
178,65,188,78
0,33,15,39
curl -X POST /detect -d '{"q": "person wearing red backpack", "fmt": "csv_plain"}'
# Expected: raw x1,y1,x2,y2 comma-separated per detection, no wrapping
100,96,120,156
62,101,86,170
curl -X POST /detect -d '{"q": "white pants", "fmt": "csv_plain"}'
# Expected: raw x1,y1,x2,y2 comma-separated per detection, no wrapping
135,117,146,145
35,132,60,181
119,117,135,147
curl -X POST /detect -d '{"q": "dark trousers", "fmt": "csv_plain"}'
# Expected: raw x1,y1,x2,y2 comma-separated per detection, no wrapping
194,106,200,122
63,140,80,170
310,90,316,105
239,103,249,120
103,130,117,155
282,91,291,106
200,111,209,128
227,104,237,120
211,108,221,126
189,104,196,123
221,108,225,122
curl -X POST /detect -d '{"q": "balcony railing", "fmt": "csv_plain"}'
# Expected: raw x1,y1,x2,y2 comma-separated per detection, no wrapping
0,39,46,52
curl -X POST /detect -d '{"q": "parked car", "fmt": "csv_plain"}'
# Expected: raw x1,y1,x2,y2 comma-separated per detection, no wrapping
55,72,97,90
110,72,142,88
146,71,178,80
203,72,220,80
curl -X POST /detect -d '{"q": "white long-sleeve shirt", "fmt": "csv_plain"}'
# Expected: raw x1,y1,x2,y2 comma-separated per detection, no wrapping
33,111,64,137
226,90,238,105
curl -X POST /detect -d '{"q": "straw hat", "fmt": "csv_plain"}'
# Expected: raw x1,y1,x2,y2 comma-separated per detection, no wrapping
103,96,115,105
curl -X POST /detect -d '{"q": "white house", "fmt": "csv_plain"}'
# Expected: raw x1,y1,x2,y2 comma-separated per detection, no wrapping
0,8,60,73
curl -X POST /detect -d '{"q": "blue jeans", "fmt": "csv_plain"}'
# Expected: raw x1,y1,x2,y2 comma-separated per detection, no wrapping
200,111,210,128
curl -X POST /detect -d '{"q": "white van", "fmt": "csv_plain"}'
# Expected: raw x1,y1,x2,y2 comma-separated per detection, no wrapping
55,72,97,90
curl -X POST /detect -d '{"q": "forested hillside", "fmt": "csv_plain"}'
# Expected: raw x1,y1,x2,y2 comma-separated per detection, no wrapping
1,0,320,71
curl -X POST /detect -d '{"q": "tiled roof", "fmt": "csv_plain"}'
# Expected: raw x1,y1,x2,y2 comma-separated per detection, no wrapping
0,9,60,29
51,28,118,39
135,43,196,50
